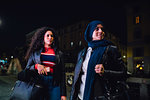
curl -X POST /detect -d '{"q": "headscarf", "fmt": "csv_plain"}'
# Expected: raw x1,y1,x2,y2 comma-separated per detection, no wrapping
83,20,112,100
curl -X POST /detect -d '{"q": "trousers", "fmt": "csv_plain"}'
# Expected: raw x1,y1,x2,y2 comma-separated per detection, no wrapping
39,75,61,100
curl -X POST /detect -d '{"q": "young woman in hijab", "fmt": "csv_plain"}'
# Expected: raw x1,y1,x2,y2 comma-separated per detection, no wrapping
70,20,129,100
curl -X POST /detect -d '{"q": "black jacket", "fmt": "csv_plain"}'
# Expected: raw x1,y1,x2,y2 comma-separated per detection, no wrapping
25,48,66,96
70,45,127,100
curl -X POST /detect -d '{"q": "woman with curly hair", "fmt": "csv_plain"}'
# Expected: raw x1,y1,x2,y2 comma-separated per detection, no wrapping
24,26,66,100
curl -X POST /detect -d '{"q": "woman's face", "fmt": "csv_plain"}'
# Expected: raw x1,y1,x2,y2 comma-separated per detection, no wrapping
92,24,104,41
44,31,54,47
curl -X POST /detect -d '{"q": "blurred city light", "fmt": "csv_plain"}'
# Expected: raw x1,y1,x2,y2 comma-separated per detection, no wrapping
11,56,13,59
123,55,126,58
0,59,7,64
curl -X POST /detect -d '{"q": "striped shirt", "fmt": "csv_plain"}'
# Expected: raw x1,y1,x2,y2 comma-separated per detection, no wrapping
35,47,56,73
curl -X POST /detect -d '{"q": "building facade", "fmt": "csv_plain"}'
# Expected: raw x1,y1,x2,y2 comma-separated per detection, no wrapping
126,1,150,75
57,20,127,64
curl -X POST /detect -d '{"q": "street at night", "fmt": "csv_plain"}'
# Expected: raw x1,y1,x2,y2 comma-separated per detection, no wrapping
0,0,150,100
0,74,72,100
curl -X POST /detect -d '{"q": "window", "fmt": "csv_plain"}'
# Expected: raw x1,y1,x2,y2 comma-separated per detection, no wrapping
133,15,141,24
133,27,142,39
133,47,144,57
133,6,140,14
78,24,82,29
133,59,144,76
64,45,66,49
136,16,140,24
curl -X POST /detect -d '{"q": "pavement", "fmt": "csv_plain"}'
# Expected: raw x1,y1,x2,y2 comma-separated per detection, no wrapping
127,77,150,100
0,74,72,100
1,74,150,100
0,74,17,100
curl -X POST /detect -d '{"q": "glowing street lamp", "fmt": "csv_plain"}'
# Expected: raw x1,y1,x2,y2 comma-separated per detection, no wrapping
123,55,126,58
11,56,13,59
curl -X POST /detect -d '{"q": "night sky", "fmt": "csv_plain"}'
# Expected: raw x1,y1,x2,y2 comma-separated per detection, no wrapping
0,1,130,53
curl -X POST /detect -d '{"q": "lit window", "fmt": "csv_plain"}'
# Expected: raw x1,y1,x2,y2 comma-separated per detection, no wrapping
136,16,140,24
135,60,144,72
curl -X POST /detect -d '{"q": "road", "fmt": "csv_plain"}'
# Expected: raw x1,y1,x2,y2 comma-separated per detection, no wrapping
0,74,17,100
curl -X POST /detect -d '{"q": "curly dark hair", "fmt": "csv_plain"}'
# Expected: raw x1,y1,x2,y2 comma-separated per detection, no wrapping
25,26,58,60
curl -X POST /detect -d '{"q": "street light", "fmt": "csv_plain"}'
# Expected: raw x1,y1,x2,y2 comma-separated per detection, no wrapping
123,55,126,58
11,56,13,59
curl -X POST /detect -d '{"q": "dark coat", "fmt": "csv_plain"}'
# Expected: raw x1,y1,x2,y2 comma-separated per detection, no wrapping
70,45,127,100
25,48,66,96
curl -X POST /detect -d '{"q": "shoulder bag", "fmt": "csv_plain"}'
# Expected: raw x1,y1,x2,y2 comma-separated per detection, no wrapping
10,69,42,100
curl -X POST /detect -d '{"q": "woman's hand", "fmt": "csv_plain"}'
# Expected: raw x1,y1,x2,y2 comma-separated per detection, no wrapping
37,64,47,75
95,64,104,76
61,96,66,100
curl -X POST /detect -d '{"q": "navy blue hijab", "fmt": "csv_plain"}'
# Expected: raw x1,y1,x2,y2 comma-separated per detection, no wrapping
83,20,112,100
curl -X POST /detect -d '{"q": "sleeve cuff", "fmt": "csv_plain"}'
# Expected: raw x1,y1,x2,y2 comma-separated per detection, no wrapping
35,64,38,69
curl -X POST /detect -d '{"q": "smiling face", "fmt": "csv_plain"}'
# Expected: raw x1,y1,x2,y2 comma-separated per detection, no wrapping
92,24,105,41
44,30,54,47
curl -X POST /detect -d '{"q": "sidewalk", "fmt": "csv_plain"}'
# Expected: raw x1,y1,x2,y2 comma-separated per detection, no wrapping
127,77,150,100
0,74,72,100
0,74,17,100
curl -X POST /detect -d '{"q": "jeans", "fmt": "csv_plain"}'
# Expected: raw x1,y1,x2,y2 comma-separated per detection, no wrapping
39,75,61,100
